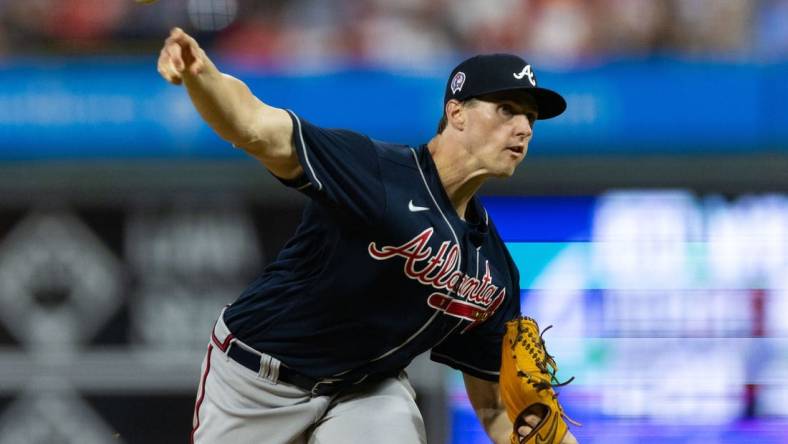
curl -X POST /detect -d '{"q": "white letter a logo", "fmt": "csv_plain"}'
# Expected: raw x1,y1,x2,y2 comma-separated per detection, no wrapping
513,65,536,86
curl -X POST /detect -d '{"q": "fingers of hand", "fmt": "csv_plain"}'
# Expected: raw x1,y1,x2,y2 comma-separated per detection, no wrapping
167,27,190,47
157,48,182,85
519,426,579,443
165,27,204,76
166,42,184,72
159,27,197,84
517,425,532,437
523,414,541,428
516,414,542,437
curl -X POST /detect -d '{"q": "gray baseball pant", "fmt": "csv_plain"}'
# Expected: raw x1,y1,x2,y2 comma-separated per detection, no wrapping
191,313,427,444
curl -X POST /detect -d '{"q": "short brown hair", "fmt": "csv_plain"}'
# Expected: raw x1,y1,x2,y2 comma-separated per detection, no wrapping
436,99,478,134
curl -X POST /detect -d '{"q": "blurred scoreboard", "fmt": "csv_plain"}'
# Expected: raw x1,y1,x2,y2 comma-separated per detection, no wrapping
450,191,788,444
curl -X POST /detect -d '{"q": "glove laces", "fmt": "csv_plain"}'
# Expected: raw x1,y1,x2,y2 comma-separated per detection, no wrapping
513,316,582,427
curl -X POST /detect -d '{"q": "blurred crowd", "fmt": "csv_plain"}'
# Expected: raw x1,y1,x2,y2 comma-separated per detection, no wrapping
1,0,787,67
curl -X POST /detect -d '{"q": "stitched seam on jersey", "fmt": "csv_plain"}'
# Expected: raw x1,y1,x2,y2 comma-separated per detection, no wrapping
430,352,499,376
369,311,440,362
289,110,323,191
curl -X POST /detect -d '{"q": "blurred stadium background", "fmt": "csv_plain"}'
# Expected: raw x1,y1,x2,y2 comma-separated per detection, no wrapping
0,0,786,443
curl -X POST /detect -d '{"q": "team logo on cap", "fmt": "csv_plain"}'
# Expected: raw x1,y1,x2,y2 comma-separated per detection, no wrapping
450,71,466,95
513,64,536,86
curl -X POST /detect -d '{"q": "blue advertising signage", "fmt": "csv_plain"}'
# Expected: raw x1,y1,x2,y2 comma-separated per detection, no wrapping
0,58,786,160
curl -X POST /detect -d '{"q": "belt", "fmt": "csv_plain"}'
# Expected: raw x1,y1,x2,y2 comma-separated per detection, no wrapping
226,344,346,396
222,338,401,397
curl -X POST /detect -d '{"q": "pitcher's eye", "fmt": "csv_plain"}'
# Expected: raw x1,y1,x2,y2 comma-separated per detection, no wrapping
499,104,514,117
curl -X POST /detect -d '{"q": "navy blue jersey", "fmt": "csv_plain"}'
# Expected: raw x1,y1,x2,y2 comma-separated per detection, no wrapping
223,111,520,382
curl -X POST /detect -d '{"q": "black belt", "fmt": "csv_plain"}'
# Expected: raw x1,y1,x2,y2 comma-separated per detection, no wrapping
226,343,392,397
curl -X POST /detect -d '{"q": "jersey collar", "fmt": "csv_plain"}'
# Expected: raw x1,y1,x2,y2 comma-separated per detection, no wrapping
419,145,490,236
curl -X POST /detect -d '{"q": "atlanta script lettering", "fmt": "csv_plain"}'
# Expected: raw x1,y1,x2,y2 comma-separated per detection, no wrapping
368,228,505,326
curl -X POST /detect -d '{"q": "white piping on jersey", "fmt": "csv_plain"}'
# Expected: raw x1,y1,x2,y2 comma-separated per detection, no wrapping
365,147,464,364
289,111,323,191
429,312,458,349
369,311,440,363
408,147,462,279
475,246,481,278
409,145,466,333
431,352,500,376
411,145,466,347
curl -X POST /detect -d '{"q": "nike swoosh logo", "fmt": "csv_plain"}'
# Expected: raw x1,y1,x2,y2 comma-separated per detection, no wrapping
535,414,559,444
408,200,429,212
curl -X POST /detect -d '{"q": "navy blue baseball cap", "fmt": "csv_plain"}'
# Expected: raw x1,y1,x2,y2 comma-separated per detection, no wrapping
444,54,566,120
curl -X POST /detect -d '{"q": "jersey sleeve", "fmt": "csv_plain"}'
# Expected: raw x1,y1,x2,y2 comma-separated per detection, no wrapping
430,284,521,382
276,110,385,223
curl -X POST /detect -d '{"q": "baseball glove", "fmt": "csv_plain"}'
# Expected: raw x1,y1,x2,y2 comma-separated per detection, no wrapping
500,316,579,444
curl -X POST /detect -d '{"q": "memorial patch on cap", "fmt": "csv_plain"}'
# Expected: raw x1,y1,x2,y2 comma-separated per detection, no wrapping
450,71,466,95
